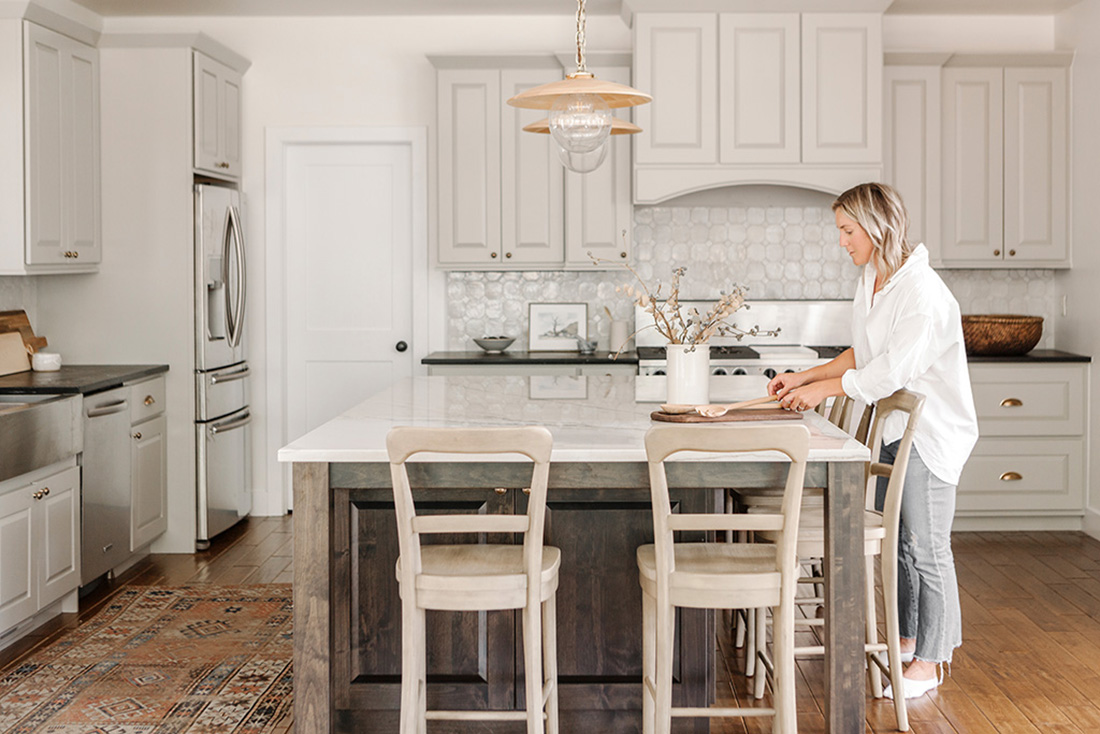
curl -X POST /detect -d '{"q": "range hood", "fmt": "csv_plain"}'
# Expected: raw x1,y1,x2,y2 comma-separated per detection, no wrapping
633,164,883,204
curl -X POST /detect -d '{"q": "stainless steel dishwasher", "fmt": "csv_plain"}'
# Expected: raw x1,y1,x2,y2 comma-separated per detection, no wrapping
81,386,131,585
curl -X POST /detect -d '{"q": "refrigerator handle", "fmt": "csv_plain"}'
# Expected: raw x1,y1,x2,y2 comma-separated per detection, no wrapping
222,205,237,346
210,411,252,435
210,365,251,385
230,204,247,349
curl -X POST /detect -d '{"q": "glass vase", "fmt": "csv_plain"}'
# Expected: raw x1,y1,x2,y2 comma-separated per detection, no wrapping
666,343,710,405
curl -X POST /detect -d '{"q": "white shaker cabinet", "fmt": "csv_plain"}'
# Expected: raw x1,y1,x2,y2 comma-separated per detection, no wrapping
0,20,100,274
130,376,168,551
0,464,81,637
193,51,242,180
940,56,1070,268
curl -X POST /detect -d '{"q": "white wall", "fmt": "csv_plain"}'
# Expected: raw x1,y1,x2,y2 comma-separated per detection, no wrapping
1055,3,1100,538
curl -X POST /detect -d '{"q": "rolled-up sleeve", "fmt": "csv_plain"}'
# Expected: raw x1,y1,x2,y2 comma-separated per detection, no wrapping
842,304,939,403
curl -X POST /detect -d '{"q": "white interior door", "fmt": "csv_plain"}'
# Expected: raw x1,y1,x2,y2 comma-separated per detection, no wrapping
284,141,416,446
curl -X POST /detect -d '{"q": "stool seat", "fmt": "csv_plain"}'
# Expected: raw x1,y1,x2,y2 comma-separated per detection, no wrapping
398,545,561,610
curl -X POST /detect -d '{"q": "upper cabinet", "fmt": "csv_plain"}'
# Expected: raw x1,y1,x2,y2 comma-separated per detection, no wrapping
0,20,100,275
193,51,242,180
940,55,1071,268
632,12,883,203
433,55,633,270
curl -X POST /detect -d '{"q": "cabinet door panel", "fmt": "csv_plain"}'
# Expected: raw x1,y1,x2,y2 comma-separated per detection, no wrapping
884,67,940,256
35,467,80,610
957,438,1083,513
719,14,799,164
801,14,882,164
194,54,221,173
222,72,242,178
565,64,632,267
438,70,501,265
634,14,716,164
68,43,100,263
25,23,64,265
131,415,168,551
335,488,515,710
0,487,36,632
1004,67,1067,263
942,68,1003,263
501,69,563,265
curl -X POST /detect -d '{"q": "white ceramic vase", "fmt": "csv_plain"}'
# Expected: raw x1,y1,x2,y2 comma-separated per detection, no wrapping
666,343,710,405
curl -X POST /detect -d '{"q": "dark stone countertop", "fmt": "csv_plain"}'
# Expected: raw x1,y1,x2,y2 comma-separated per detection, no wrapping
422,350,639,365
0,364,169,395
968,349,1090,364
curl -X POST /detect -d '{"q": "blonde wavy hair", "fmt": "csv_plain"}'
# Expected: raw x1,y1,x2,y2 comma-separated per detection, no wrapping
832,182,914,284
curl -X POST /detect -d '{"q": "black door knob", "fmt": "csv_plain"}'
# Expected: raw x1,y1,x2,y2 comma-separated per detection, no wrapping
395,341,408,352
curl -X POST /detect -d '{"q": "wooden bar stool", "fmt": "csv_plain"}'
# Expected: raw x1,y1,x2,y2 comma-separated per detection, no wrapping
387,426,560,734
637,423,811,734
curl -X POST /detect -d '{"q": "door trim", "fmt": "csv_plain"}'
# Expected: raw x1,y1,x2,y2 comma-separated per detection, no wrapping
264,127,437,514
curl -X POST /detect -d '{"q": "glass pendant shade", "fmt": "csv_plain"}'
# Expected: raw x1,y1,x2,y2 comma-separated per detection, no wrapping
555,140,608,174
548,93,612,154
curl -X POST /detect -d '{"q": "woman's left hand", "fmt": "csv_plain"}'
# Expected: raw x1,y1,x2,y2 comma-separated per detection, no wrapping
778,381,833,413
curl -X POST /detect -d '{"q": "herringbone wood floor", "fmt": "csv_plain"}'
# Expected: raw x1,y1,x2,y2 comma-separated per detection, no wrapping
5,518,1100,732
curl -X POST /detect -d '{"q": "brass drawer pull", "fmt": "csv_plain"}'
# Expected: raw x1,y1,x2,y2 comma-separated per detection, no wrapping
522,487,531,495
144,395,156,406
1000,398,1023,407
1000,472,1023,482
494,487,507,495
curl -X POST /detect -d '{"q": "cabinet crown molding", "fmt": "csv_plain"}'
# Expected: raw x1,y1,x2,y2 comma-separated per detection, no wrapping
98,31,251,72
622,0,890,21
0,0,101,45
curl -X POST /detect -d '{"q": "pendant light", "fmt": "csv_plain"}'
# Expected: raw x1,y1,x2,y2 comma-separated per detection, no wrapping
507,0,651,173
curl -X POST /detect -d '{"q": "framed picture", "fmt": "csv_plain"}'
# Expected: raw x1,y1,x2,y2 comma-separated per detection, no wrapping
528,302,587,351
529,375,588,400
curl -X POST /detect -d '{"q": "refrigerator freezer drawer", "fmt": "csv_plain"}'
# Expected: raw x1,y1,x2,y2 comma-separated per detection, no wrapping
196,407,252,543
196,363,249,421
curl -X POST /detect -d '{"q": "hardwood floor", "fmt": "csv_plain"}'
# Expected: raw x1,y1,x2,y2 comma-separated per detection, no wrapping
6,519,1100,732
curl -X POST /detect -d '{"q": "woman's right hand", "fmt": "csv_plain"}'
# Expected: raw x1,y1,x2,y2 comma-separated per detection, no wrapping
767,370,809,398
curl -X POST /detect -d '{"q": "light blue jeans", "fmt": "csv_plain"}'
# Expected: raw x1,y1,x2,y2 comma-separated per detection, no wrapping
875,441,962,664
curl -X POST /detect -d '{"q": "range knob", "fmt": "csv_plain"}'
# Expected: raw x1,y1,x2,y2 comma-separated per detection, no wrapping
653,369,665,376
763,368,777,379
784,369,796,374
732,368,748,376
712,368,728,376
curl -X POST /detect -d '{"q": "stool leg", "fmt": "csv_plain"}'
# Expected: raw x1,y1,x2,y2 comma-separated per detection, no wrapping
774,596,796,734
865,554,884,699
753,607,767,700
883,550,909,731
655,598,675,734
399,599,422,734
745,606,757,677
523,597,546,734
543,594,559,734
415,607,426,734
642,586,656,734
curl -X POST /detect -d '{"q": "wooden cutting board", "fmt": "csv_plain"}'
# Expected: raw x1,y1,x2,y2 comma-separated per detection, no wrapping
651,407,803,423
0,310,48,353
0,331,32,376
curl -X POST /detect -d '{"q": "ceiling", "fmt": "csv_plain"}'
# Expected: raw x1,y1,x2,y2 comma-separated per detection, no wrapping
67,0,1082,16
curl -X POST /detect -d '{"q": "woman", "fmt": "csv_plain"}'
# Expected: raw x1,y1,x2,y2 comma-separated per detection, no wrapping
767,182,978,699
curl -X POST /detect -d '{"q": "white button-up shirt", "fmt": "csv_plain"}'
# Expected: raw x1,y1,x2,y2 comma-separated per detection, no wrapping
840,244,979,485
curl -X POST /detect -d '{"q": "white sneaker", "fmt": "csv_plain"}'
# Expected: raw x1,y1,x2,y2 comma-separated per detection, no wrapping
883,674,939,700
876,650,914,666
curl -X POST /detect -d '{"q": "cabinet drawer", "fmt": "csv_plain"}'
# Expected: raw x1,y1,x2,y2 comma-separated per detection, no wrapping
129,376,166,424
956,437,1084,513
968,364,1085,436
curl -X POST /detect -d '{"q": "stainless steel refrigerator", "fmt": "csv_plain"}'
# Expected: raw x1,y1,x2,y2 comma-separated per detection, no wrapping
194,183,251,548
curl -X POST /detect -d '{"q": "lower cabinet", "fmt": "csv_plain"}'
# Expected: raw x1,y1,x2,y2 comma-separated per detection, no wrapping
331,484,713,732
0,464,81,635
131,414,167,551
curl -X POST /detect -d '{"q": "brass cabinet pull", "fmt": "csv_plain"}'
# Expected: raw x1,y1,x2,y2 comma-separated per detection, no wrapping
1000,398,1023,407
505,252,512,259
32,490,43,500
144,395,155,406
994,249,1001,257
490,252,498,259
494,487,507,495
42,487,49,496
133,432,142,440
1009,249,1016,256
620,251,627,258
522,487,531,495
1000,472,1023,481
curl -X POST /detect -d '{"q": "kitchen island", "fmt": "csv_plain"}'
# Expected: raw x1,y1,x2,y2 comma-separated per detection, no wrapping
279,375,870,733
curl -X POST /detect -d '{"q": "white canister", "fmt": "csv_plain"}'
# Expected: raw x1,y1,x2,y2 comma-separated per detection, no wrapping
31,352,62,372
666,344,710,405
609,320,630,353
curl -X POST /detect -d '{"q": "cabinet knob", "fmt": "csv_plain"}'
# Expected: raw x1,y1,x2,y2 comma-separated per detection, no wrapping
522,487,531,495
505,252,512,259
32,490,43,500
490,252,498,259
42,487,49,496
133,432,142,440
73,251,78,259
993,249,1001,257
217,161,230,169
1009,249,1016,257
144,395,155,406
494,487,508,495
1000,398,1023,407
620,252,627,258
1000,471,1023,482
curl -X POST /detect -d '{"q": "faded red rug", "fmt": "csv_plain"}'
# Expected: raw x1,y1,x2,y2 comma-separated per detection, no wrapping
0,585,292,733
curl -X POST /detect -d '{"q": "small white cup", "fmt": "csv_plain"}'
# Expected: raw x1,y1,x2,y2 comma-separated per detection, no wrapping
32,352,62,372
609,320,630,353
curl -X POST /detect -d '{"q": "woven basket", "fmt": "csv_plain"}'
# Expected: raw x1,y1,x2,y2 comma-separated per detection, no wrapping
961,314,1043,356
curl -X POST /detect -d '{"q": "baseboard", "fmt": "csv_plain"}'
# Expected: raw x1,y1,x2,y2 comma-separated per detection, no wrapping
250,488,286,517
953,515,1084,532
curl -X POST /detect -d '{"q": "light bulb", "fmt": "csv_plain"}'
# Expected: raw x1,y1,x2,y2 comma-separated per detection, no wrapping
555,141,609,174
549,93,612,155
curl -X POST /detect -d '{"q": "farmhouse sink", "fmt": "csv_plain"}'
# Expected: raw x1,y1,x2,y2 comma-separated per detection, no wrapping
0,394,83,484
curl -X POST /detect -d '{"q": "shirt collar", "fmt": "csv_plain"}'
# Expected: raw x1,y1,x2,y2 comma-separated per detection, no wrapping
871,243,928,297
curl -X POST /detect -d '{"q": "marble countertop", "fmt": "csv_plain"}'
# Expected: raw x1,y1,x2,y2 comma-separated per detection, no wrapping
422,350,639,365
278,375,869,465
0,364,168,394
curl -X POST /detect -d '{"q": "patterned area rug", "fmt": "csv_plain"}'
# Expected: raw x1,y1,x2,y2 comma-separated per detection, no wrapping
0,585,292,733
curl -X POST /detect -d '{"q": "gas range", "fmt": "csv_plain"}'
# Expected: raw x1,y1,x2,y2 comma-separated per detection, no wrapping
636,344,847,378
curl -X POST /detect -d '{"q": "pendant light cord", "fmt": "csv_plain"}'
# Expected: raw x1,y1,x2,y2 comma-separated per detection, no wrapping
574,0,587,74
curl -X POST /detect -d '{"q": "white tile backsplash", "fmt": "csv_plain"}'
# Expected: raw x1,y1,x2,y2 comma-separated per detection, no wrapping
0,277,36,326
446,204,1057,351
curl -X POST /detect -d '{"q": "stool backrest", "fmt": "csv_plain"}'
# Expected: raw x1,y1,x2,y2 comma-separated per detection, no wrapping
863,389,926,537
644,424,811,581
386,426,554,592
